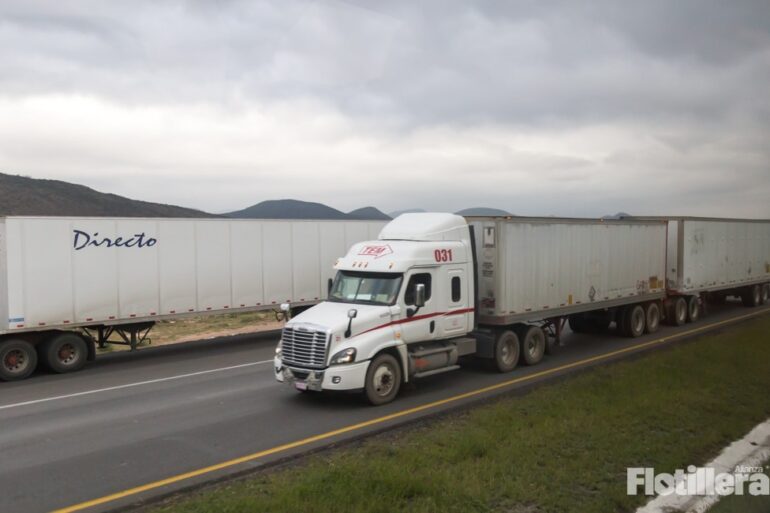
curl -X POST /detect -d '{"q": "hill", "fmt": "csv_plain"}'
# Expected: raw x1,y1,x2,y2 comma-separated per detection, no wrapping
347,207,391,220
455,207,513,216
389,208,427,217
0,173,213,217
601,212,633,220
227,199,350,220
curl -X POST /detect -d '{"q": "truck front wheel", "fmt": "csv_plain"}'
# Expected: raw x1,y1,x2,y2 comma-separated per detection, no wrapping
0,339,38,381
40,333,88,374
493,330,520,373
762,284,769,305
364,353,402,406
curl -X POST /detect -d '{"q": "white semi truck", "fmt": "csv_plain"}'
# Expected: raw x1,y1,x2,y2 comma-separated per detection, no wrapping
0,216,386,381
274,213,770,405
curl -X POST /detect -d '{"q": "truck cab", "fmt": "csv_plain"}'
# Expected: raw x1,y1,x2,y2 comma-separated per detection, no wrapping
274,213,477,404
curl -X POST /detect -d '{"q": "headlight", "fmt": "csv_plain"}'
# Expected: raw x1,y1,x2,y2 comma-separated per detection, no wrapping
275,340,282,357
330,347,356,365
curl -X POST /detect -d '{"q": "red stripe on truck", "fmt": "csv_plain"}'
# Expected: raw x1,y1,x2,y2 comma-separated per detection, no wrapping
353,307,474,339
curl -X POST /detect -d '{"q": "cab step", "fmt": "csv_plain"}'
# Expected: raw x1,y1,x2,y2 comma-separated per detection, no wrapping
413,365,461,379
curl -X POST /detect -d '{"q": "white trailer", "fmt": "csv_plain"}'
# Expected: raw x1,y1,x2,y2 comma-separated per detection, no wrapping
469,217,667,325
0,216,386,381
660,217,770,324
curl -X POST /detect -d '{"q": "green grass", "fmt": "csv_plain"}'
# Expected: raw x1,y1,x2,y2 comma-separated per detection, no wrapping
150,315,770,513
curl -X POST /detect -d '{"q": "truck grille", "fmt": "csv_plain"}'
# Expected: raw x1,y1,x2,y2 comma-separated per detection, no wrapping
281,326,328,369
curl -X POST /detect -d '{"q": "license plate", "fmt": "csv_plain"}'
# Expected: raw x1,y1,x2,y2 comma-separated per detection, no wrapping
295,382,307,391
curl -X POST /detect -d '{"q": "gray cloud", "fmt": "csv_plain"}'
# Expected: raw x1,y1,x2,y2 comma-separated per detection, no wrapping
0,0,768,217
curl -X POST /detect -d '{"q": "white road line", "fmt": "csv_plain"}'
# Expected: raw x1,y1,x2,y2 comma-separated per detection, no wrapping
0,359,274,411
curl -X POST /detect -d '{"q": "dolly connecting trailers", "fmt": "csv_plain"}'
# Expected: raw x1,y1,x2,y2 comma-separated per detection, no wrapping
0,216,386,381
274,213,770,405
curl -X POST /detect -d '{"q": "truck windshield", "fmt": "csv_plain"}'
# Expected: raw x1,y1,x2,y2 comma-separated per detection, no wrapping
328,271,403,306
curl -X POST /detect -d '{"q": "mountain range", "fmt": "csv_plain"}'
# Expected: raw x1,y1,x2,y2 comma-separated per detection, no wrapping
0,172,527,220
0,173,213,218
226,199,391,220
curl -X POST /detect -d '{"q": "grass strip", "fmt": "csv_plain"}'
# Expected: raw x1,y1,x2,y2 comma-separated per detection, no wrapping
150,315,770,513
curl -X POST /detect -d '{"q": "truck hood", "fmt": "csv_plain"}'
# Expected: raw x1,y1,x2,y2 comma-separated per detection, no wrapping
286,301,394,340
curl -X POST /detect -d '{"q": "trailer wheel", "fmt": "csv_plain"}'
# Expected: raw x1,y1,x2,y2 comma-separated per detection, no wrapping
40,333,88,374
686,296,700,323
644,302,661,334
623,305,646,338
666,297,687,326
519,326,545,366
0,339,38,381
742,285,761,308
364,353,401,406
493,330,520,373
762,284,770,305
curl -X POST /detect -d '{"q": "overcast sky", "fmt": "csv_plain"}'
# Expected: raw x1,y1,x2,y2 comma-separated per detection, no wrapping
1,0,769,216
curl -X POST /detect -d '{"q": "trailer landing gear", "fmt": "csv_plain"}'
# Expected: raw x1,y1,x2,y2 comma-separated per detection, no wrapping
83,322,155,351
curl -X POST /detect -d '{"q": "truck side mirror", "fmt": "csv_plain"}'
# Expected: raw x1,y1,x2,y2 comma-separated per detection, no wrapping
327,278,333,295
415,283,426,308
345,308,358,338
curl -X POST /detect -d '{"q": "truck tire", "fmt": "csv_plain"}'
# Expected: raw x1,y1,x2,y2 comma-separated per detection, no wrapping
40,333,88,374
666,297,687,326
762,284,769,305
519,326,545,366
0,339,38,381
623,305,646,338
493,330,520,373
742,285,761,308
644,302,661,334
364,353,401,406
686,296,700,323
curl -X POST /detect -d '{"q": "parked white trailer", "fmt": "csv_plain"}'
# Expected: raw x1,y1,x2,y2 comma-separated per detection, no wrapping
0,216,387,381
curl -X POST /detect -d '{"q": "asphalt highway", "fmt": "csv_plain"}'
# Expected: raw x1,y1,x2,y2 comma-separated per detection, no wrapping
1,301,768,513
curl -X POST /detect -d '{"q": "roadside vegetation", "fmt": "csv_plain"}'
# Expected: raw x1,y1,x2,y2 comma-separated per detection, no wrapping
97,311,280,352
150,315,770,513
